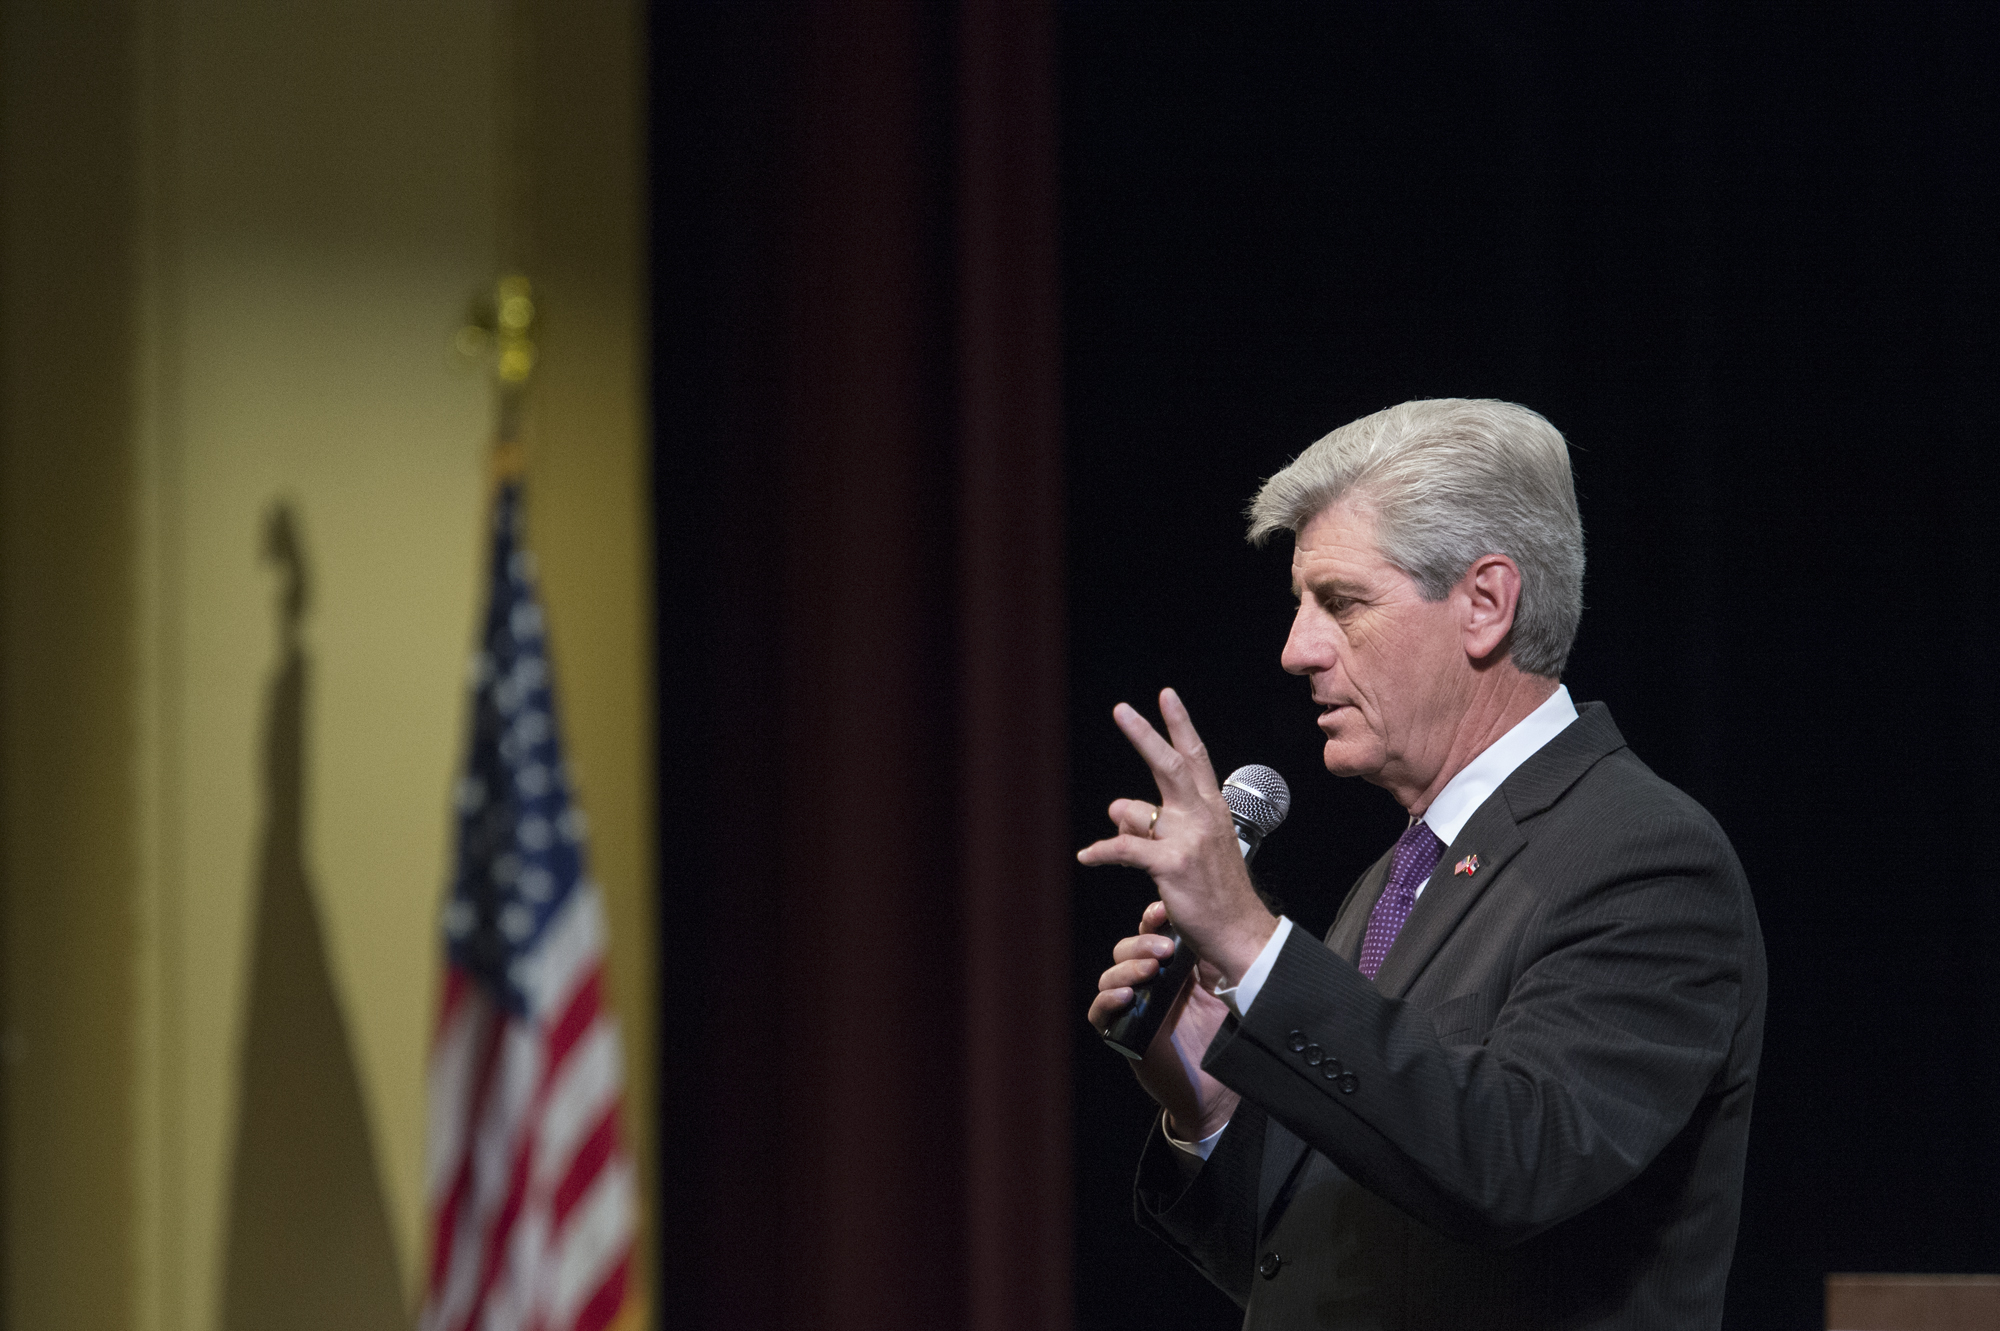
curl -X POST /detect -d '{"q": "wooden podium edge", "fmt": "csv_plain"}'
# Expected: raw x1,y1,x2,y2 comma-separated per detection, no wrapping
1826,1273,2000,1331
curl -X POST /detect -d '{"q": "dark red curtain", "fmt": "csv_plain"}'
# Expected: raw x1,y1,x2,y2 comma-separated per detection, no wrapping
650,6,1066,1329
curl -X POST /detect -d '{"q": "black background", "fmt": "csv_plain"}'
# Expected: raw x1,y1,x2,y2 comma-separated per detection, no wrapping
1060,3,1999,1329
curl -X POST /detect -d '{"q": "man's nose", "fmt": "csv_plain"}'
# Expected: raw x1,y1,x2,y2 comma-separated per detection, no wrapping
1281,604,1326,676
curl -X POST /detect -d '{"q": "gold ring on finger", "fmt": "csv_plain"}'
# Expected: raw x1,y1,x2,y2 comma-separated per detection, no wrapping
1147,805,1161,838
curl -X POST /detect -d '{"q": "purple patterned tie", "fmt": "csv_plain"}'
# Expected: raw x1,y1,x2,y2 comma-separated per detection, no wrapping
1358,820,1445,980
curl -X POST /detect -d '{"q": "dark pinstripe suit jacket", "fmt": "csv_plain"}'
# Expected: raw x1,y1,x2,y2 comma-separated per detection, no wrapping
1135,703,1766,1330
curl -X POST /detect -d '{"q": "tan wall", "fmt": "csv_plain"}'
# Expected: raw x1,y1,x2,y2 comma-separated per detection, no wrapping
1,9,146,1331
0,2,651,1328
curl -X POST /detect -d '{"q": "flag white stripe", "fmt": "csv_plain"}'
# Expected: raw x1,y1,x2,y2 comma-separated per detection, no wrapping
536,1019,622,1189
548,1154,636,1330
494,1205,550,1331
512,885,603,1019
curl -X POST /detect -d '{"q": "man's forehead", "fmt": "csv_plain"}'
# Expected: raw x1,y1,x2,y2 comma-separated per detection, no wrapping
1290,563,1376,596
1290,503,1395,592
1290,551,1381,596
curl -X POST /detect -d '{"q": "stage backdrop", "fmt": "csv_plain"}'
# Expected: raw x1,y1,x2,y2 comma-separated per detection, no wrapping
1060,5,1999,1331
650,4,1068,1329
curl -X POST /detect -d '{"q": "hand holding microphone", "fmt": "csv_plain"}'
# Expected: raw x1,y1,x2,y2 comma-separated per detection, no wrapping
1079,689,1291,1077
1098,762,1290,1058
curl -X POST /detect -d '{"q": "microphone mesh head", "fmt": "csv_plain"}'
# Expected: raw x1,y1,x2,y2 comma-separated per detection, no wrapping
1223,764,1291,836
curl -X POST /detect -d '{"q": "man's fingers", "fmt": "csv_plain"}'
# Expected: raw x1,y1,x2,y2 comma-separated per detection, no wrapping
1108,797,1160,839
1112,931,1176,964
1076,831,1161,867
1107,694,1220,806
1089,932,1180,1036
1158,687,1221,797
1111,702,1203,802
1088,990,1133,1030
1098,955,1163,993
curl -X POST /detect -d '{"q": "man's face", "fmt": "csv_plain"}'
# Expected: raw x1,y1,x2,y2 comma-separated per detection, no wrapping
1282,501,1471,790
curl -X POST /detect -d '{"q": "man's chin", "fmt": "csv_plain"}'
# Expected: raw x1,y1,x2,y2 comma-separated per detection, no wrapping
1319,736,1384,780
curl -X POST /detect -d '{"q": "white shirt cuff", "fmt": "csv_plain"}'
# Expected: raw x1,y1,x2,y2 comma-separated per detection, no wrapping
1215,915,1293,1019
1164,1117,1229,1161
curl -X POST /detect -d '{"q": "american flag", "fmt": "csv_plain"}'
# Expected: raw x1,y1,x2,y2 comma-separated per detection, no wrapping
423,483,636,1331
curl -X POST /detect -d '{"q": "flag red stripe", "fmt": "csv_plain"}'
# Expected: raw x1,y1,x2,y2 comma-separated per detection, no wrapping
543,968,601,1079
569,1250,631,1331
551,1104,619,1230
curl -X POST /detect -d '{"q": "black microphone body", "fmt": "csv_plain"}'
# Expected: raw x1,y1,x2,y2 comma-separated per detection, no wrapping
1101,765,1290,1061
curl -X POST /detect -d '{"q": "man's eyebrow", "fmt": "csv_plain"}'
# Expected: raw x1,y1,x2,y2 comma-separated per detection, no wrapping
1296,570,1369,600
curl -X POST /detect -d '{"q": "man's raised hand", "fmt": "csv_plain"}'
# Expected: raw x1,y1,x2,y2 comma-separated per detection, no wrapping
1076,688,1279,988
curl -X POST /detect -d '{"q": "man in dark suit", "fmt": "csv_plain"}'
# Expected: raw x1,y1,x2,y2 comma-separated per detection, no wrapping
1081,399,1765,1329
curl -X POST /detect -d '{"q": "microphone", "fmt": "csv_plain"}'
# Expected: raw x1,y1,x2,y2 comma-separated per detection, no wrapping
1101,764,1292,1061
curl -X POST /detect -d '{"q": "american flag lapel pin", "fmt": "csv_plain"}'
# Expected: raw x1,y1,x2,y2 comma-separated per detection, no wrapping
1453,853,1480,877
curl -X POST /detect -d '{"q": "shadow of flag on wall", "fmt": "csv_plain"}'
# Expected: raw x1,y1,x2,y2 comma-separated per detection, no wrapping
220,502,405,1331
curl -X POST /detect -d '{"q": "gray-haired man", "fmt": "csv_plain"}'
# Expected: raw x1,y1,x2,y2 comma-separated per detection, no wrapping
1082,399,1765,1329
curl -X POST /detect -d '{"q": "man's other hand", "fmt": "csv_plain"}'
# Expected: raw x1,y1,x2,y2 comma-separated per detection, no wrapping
1090,900,1241,1141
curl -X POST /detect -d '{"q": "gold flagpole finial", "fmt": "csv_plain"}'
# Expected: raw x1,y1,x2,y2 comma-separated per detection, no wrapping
491,275,537,386
457,274,537,482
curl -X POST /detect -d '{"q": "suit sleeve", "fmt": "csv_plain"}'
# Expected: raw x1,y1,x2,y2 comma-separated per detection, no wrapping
1131,1102,1267,1308
1201,806,1750,1249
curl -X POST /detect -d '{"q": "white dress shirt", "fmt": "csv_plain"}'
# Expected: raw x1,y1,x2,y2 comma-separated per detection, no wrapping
1171,685,1580,1159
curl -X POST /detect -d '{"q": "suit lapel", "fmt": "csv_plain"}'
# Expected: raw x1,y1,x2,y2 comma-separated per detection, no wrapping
1369,806,1524,998
1369,702,1628,999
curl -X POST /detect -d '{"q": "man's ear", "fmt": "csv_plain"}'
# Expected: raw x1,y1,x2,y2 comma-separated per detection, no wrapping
1460,553,1522,662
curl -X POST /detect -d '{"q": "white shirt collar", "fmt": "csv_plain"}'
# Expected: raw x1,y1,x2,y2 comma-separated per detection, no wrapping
1419,684,1579,848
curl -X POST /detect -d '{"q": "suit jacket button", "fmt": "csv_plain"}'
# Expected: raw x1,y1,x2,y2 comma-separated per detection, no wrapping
1302,1043,1323,1066
1286,1030,1307,1053
1258,1251,1283,1280
1338,1072,1359,1094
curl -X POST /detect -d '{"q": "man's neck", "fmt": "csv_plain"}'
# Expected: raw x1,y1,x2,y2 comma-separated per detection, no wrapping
1402,670,1560,817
